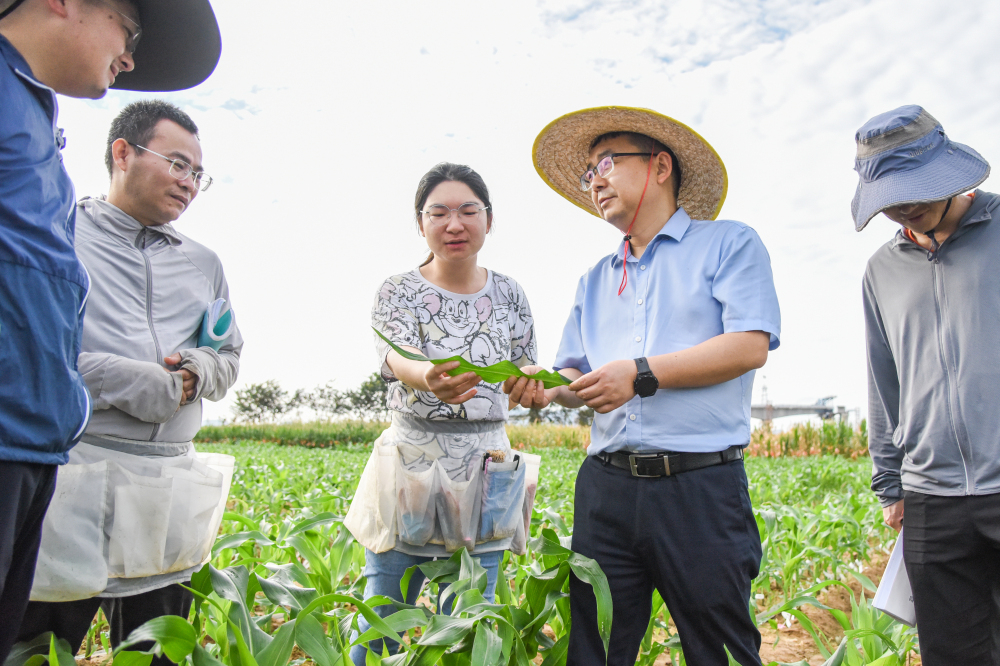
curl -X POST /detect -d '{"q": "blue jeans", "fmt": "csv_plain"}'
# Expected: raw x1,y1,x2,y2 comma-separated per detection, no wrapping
348,547,503,665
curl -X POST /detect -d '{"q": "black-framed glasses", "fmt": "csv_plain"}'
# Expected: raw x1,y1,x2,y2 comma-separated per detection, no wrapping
420,203,489,225
579,153,649,192
100,0,141,54
131,143,213,192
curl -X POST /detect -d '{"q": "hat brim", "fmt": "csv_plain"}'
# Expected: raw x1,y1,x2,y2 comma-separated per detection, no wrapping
852,142,990,231
532,106,728,221
111,0,221,92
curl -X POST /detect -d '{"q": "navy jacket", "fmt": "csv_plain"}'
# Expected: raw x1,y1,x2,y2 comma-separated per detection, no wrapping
0,35,91,464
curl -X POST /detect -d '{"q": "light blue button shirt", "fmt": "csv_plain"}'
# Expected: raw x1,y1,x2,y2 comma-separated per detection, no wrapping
554,207,781,455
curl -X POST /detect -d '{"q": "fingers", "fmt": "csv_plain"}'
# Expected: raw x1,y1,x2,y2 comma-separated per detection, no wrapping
163,353,182,366
569,371,598,393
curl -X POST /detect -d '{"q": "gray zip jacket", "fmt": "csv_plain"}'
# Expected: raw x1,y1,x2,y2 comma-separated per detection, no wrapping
75,197,243,444
864,190,1000,506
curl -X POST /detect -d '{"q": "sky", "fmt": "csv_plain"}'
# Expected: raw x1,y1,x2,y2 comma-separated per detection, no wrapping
56,0,1000,425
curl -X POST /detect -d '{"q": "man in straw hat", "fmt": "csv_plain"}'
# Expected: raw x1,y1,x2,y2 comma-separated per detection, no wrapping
506,106,780,665
0,0,220,659
854,105,999,664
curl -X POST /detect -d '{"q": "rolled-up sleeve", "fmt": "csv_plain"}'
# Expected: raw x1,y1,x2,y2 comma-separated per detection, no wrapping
864,273,904,507
78,352,183,423
553,275,592,374
711,225,781,350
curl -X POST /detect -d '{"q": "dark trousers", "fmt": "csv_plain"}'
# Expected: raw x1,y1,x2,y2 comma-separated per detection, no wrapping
0,461,57,663
567,455,762,666
903,491,1000,666
17,583,193,664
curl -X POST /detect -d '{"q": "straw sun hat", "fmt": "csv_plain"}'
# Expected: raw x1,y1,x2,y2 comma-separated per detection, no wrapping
532,106,728,221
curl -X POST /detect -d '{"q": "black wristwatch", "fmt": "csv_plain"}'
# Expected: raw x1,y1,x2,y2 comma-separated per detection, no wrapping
633,357,659,398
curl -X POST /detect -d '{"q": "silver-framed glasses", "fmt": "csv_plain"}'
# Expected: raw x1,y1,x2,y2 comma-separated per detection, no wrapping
420,203,489,225
132,143,213,192
100,0,141,54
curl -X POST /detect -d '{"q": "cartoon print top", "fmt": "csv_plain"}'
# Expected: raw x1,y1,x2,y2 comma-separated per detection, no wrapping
373,268,537,421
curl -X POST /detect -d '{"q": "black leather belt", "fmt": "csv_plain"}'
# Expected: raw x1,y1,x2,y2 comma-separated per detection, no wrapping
595,445,744,478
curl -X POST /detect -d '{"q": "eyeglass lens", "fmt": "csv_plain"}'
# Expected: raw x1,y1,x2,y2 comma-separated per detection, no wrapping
424,204,484,223
580,156,616,191
167,161,213,191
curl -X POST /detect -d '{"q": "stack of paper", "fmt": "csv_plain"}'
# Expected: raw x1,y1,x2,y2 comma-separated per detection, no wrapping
872,529,916,626
198,298,234,352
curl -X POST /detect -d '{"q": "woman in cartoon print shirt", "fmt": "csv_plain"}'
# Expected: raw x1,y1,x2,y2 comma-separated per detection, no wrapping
345,163,539,664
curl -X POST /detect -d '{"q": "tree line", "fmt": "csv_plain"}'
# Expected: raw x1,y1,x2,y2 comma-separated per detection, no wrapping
231,373,593,425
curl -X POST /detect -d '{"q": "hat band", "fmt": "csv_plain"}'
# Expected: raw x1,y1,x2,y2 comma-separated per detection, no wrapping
855,109,940,159
855,130,948,183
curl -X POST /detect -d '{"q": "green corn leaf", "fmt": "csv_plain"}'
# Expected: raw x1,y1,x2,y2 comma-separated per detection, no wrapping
539,634,569,666
212,530,275,555
112,652,154,666
286,512,342,537
373,328,571,388
564,554,613,664
256,572,319,611
294,614,342,666
415,615,478,646
115,616,198,663
191,645,226,666
471,621,504,666
6,633,75,666
254,619,297,666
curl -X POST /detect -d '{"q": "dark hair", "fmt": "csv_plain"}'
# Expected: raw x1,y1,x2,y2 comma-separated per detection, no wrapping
589,131,682,199
105,100,199,177
413,163,493,266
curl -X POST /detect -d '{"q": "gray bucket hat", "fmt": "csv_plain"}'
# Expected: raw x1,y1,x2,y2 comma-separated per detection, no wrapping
0,0,221,92
852,105,990,231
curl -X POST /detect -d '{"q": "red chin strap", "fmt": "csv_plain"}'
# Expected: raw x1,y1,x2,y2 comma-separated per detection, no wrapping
617,147,656,296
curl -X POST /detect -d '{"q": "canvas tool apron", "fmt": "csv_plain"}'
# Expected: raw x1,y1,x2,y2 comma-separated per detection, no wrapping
344,413,540,555
29,434,235,602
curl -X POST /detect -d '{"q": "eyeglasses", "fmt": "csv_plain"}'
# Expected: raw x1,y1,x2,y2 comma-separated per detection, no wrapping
579,153,649,191
420,203,489,225
131,143,213,192
100,1,142,54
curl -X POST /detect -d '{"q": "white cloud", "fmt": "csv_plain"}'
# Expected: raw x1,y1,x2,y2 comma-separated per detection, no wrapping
55,0,999,423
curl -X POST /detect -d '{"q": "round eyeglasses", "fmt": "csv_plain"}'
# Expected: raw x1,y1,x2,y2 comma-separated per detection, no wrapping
100,0,141,54
131,143,213,192
420,203,489,225
579,153,649,191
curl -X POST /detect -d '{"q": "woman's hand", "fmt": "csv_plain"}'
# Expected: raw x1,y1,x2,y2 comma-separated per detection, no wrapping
504,366,552,410
424,361,481,404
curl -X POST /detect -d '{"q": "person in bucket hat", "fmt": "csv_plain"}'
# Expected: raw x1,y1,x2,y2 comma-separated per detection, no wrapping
0,1,219,660
505,106,780,666
857,105,999,665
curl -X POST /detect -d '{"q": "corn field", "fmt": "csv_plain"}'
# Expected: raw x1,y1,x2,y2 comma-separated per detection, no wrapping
15,434,919,666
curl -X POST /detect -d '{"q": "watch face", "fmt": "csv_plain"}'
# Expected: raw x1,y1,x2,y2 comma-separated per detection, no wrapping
635,373,658,397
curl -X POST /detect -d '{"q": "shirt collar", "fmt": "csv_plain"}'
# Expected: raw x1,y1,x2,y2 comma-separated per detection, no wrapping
0,33,31,78
612,207,692,266
81,196,185,246
890,191,993,251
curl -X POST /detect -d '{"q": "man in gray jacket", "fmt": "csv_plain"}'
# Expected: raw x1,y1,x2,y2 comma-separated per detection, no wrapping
18,100,243,657
854,105,999,665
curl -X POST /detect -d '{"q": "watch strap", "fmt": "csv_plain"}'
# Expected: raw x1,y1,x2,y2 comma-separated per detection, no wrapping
634,357,651,375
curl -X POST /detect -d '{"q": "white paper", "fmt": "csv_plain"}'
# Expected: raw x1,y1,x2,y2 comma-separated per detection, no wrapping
873,529,916,626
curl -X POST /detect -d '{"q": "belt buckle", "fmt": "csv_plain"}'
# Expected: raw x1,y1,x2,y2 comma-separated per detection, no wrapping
628,453,670,478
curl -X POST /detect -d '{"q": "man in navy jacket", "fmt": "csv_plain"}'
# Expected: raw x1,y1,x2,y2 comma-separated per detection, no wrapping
0,0,220,658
